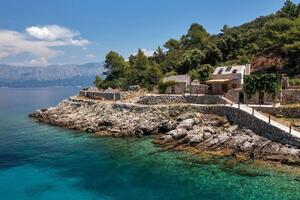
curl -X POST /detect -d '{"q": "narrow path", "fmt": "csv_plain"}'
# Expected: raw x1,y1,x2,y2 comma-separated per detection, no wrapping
228,103,300,139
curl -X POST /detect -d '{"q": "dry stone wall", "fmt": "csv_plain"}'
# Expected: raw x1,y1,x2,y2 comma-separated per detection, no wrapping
114,102,300,148
137,95,227,105
255,106,300,118
282,89,300,104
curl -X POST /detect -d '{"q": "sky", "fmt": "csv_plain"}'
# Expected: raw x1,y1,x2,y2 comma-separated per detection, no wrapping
0,0,299,66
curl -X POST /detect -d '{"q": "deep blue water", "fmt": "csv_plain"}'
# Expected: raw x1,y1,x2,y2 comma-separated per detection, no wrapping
1,87,300,200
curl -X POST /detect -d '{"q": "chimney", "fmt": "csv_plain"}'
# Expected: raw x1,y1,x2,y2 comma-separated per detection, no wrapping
245,64,251,75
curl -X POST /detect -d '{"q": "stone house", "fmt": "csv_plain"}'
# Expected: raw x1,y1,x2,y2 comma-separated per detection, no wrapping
204,64,276,104
205,64,251,95
162,75,208,94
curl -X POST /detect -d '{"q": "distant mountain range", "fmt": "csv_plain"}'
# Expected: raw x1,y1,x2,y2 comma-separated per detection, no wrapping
0,62,105,88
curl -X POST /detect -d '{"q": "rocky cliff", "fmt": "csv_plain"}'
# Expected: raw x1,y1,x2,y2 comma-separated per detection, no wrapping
29,97,300,165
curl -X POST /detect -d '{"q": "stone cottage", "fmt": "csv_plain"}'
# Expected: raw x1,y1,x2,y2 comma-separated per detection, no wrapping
208,64,279,105
163,75,208,94
205,64,251,95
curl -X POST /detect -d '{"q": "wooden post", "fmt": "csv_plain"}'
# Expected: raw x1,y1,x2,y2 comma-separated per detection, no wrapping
268,115,271,124
252,107,254,116
290,124,292,134
238,102,240,109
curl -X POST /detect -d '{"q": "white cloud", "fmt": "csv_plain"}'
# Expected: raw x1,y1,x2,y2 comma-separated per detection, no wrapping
26,25,76,41
25,25,89,47
0,25,90,65
131,48,154,57
141,49,155,57
86,54,96,58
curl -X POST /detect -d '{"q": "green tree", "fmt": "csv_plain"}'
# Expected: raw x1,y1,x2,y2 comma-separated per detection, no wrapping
127,49,153,86
152,46,165,63
104,51,128,81
181,23,210,49
177,49,205,74
142,65,163,90
158,80,176,94
244,74,281,100
164,39,180,50
197,64,213,83
279,0,299,17
93,76,104,89
188,64,213,94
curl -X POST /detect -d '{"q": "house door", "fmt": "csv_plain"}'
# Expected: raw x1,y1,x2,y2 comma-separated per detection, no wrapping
207,84,212,94
259,92,264,104
171,86,176,94
239,92,245,104
221,84,228,93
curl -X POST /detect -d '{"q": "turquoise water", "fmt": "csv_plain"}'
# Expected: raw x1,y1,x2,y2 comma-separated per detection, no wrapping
1,88,300,200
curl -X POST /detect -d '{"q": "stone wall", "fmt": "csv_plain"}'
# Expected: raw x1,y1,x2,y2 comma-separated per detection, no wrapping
255,106,300,118
165,82,186,94
189,84,207,94
282,89,300,104
224,89,278,105
137,95,227,105
112,102,300,148
79,90,131,101
224,89,240,103
200,106,300,148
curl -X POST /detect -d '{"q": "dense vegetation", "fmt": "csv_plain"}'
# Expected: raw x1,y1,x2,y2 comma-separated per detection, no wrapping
244,74,281,99
95,0,300,90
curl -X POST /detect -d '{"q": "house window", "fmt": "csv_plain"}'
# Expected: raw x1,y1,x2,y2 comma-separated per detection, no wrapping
232,69,237,73
225,67,232,72
218,68,224,74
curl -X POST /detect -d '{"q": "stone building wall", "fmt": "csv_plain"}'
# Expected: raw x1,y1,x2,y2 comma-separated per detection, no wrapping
189,84,208,94
165,82,186,94
79,90,131,101
223,89,277,105
245,92,275,105
281,89,300,104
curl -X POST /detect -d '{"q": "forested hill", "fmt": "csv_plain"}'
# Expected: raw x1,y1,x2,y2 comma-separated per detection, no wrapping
158,0,300,75
95,0,300,90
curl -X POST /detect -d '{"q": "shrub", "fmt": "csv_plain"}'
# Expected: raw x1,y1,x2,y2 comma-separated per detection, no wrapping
158,80,176,94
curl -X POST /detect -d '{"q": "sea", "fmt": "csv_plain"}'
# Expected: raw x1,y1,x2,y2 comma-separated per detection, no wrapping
1,87,300,200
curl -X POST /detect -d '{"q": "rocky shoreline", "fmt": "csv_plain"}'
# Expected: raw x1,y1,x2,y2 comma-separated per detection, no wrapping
29,97,300,166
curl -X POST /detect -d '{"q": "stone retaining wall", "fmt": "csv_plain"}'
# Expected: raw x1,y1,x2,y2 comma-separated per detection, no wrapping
137,95,227,105
201,106,300,148
282,89,300,104
69,97,300,148
112,102,300,148
255,106,300,118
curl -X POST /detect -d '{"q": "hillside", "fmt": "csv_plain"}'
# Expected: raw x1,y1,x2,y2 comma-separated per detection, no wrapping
0,62,104,88
158,0,300,75
95,0,300,90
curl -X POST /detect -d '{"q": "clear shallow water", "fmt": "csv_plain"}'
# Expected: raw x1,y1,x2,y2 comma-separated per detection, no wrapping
1,88,300,200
